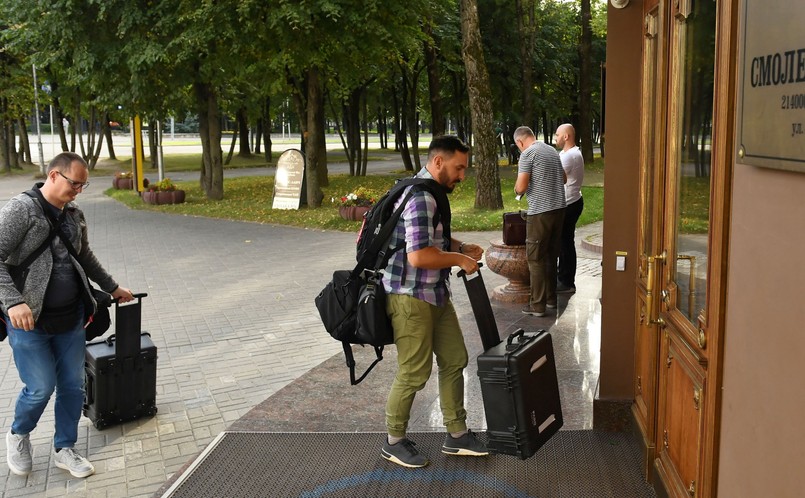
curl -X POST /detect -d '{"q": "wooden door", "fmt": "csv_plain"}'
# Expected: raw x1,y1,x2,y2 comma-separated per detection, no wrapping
634,0,736,496
633,3,665,479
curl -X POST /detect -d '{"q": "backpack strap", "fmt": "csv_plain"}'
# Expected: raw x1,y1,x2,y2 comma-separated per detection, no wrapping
11,191,60,279
342,342,385,385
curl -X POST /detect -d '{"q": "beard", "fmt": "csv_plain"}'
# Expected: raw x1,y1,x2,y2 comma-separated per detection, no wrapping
437,170,458,193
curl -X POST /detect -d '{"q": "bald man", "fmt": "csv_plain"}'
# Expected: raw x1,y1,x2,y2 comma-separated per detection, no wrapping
554,124,584,293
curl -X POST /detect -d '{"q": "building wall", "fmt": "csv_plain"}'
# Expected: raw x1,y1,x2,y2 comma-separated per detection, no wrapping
598,4,643,407
718,164,805,497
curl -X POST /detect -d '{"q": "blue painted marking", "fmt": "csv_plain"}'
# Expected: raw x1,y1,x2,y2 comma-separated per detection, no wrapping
299,469,533,498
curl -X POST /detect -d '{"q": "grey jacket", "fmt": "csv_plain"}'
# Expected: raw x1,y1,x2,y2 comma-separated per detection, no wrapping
0,187,117,321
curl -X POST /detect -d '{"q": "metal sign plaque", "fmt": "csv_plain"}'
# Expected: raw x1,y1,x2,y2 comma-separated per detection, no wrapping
272,149,305,210
737,0,805,172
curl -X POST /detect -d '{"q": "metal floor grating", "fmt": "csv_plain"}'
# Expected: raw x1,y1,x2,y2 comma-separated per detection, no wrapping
162,431,655,498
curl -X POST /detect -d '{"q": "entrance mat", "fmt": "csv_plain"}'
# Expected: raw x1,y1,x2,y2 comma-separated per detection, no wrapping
162,431,656,498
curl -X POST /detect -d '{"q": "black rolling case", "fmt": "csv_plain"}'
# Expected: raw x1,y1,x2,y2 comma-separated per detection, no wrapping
83,293,157,429
477,329,563,459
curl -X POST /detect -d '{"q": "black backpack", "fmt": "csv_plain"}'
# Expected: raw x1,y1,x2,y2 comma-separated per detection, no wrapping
315,177,450,384
356,177,450,271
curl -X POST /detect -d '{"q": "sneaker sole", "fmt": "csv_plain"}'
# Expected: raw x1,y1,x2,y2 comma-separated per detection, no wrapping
7,461,31,476
522,310,547,317
441,446,490,457
381,449,429,468
546,303,557,309
55,460,95,478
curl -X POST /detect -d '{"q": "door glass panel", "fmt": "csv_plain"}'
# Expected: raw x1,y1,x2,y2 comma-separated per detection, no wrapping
672,0,716,323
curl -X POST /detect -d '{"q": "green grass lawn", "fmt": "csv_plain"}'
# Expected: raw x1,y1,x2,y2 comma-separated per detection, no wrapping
106,167,605,233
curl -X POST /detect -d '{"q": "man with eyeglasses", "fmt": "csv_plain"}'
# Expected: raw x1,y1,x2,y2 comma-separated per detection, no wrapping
0,152,134,479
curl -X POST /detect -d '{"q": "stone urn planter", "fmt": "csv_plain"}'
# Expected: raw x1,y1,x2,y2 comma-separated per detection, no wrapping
339,205,370,221
143,190,185,205
485,239,530,303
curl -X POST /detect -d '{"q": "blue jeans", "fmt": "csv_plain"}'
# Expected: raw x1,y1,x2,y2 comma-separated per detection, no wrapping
5,307,85,449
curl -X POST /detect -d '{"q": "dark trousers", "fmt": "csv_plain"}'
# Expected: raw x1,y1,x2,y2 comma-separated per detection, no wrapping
558,197,584,287
526,208,565,310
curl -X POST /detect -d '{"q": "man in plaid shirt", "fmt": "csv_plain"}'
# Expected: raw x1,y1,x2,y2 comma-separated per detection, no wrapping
380,135,488,468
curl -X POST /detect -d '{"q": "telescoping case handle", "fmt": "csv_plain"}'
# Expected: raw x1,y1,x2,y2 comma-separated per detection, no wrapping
456,261,483,280
113,292,148,306
506,328,526,345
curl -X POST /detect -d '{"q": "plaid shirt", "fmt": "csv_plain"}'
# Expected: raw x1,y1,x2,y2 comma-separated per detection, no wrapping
381,169,451,307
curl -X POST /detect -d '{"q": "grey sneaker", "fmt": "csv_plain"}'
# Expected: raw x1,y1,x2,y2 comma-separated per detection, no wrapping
53,448,95,478
381,438,429,468
442,430,489,456
522,304,546,317
6,430,32,476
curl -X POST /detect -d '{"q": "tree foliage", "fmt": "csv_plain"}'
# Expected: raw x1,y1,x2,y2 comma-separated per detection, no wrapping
0,0,607,208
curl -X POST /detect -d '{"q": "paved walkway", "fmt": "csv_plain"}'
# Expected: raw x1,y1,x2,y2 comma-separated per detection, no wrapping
0,169,602,497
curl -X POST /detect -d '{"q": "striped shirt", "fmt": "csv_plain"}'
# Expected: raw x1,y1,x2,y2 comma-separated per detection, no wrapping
381,169,450,307
518,141,566,215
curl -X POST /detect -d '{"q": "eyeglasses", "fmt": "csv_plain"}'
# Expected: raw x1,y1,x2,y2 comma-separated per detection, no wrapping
57,171,90,191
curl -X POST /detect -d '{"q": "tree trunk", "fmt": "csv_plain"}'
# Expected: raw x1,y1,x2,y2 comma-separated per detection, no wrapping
402,62,423,171
52,96,69,151
104,112,117,160
17,117,31,163
305,67,326,207
394,79,414,171
194,80,224,200
262,96,273,164
516,0,537,126
237,107,251,156
461,0,503,209
578,0,594,163
225,120,238,165
148,119,158,168
0,114,9,173
361,90,369,177
8,120,19,169
423,19,445,136
88,119,106,170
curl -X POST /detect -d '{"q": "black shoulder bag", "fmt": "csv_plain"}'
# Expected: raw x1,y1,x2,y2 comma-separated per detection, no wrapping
55,233,113,342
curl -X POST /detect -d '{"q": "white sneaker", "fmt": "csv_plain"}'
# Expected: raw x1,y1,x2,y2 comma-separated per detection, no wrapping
53,447,95,478
6,430,33,476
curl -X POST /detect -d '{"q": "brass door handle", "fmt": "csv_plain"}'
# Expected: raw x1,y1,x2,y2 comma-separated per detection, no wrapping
646,251,668,297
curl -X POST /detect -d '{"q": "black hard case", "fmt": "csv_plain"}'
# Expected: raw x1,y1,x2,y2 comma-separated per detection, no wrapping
83,294,157,429
477,329,564,459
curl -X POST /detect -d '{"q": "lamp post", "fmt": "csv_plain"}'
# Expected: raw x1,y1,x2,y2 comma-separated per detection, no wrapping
32,64,45,173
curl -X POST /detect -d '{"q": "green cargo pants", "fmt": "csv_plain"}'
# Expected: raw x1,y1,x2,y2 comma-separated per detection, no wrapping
385,294,469,437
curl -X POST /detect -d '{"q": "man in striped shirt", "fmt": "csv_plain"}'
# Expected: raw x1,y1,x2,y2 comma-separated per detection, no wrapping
514,126,567,316
380,135,488,468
